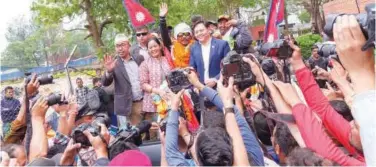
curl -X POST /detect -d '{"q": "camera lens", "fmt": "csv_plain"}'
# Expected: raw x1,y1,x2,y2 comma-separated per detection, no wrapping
46,93,62,106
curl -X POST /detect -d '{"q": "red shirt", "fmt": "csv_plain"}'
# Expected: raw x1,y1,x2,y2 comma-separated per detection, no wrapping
292,103,365,166
295,67,364,161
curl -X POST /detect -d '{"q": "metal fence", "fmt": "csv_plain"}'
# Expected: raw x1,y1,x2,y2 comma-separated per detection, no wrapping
0,56,98,81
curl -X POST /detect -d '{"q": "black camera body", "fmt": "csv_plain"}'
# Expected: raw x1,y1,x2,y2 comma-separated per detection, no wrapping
222,51,256,90
258,39,293,59
26,74,53,85
72,113,110,147
316,42,337,58
166,68,192,93
324,3,375,50
46,93,68,106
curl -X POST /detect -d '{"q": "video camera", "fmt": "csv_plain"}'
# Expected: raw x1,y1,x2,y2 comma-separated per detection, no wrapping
71,113,110,147
324,3,375,51
166,68,193,93
25,73,54,85
108,120,151,159
261,58,278,81
257,39,293,59
222,51,256,90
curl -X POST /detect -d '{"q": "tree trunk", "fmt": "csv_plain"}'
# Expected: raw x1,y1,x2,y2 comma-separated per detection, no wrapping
284,4,289,31
82,0,104,48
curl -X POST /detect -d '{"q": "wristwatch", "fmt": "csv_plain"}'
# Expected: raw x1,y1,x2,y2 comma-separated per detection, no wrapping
224,107,235,116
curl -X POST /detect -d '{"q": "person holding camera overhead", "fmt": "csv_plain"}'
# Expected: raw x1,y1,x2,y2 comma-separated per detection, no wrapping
139,37,173,130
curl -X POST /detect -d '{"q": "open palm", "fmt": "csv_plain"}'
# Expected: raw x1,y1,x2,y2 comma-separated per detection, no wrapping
159,3,168,17
103,54,117,73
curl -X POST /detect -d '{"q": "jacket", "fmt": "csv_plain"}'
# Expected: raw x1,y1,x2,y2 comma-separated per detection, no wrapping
101,56,144,116
189,38,230,83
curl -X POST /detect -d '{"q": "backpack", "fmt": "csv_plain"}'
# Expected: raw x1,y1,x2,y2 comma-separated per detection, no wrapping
86,89,101,111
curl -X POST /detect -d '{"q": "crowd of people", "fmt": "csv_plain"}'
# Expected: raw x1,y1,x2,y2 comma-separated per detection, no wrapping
1,2,375,166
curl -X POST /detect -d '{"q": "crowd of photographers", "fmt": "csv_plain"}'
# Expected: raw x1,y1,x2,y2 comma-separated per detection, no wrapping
1,2,375,166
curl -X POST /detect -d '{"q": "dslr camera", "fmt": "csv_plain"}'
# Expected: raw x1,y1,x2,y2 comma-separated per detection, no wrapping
221,51,256,90
72,113,110,147
258,39,293,59
324,3,375,51
166,68,193,93
25,73,53,85
46,93,68,106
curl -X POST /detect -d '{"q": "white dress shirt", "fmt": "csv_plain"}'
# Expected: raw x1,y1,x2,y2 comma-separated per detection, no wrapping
201,38,212,82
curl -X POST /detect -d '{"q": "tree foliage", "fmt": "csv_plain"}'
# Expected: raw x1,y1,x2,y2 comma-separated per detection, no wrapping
299,10,311,23
296,33,322,59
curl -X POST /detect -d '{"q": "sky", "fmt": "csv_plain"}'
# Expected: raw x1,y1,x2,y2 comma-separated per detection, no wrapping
0,0,33,53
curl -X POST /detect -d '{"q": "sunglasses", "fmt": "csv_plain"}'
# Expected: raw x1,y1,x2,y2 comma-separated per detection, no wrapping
177,32,191,38
136,32,148,37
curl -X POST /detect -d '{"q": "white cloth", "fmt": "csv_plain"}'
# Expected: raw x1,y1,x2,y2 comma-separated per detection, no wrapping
174,22,192,39
201,38,212,81
222,27,233,42
352,90,376,166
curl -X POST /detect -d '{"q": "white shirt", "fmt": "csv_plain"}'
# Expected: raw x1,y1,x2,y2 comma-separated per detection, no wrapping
139,45,150,60
201,38,212,81
222,27,233,42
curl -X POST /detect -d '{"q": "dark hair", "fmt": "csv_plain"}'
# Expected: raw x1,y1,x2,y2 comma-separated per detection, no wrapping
191,15,204,26
46,143,67,158
195,127,233,166
109,142,139,160
76,77,82,81
253,112,275,146
135,26,148,32
202,110,225,129
274,122,299,156
311,45,319,51
147,37,165,57
2,144,22,158
4,86,13,93
192,20,207,33
287,148,338,166
329,100,353,121
92,77,101,86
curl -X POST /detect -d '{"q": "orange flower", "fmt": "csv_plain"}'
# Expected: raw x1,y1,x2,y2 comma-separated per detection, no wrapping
172,40,194,68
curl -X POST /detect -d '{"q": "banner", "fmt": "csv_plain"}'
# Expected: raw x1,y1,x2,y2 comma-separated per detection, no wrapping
123,0,155,28
263,0,285,42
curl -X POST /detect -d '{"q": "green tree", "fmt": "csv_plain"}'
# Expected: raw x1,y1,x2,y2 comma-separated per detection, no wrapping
299,10,311,23
296,33,322,59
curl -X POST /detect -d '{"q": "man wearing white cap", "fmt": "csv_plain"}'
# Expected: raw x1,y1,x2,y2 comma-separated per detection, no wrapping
101,34,144,128
159,3,194,68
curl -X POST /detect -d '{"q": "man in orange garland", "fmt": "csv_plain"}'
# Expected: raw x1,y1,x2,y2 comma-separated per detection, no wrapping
159,3,194,68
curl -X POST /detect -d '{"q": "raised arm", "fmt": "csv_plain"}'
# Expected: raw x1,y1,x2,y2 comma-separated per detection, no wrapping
29,97,49,162
159,3,172,51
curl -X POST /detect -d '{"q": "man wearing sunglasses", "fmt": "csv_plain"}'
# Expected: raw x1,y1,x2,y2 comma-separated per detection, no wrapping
130,26,151,61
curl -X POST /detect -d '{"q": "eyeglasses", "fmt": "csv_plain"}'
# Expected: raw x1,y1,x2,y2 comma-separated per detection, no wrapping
136,32,148,37
177,32,191,38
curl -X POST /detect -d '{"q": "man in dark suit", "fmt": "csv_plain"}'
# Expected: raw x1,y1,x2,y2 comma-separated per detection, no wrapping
102,34,144,128
189,21,230,87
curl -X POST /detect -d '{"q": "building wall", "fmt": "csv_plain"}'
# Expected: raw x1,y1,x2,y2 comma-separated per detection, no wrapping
249,25,265,41
323,0,374,15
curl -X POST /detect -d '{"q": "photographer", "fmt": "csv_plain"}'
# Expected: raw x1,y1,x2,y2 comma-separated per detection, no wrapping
333,15,375,165
307,45,330,88
173,70,264,166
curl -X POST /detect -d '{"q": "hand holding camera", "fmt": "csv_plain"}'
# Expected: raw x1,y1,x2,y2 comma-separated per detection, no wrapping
25,74,40,97
83,123,110,158
242,56,268,85
31,97,49,120
217,75,235,108
60,139,81,166
170,89,185,111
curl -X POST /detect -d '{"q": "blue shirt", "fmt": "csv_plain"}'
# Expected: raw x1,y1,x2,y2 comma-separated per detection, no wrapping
165,86,264,166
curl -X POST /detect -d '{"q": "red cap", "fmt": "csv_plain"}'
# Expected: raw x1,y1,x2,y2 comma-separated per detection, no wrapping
109,150,152,166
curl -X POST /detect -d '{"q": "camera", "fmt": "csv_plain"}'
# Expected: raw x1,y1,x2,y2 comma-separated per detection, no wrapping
261,58,278,81
26,74,53,85
258,39,293,59
324,3,375,50
46,93,68,106
222,51,256,90
166,68,192,93
315,42,336,58
72,113,110,147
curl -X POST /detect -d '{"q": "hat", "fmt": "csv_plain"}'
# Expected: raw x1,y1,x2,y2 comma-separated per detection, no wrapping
27,157,56,166
218,15,231,22
174,23,192,39
109,150,152,166
114,34,129,45
205,20,218,27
